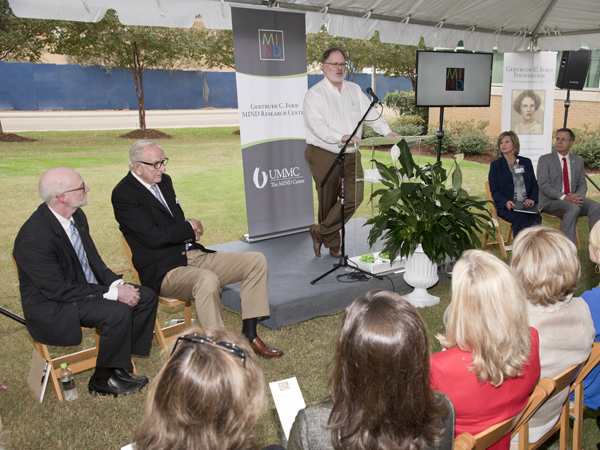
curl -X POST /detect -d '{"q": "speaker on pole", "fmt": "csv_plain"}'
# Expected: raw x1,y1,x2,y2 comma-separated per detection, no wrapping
556,50,591,90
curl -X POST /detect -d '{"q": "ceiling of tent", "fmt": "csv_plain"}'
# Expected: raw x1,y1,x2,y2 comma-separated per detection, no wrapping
8,0,600,52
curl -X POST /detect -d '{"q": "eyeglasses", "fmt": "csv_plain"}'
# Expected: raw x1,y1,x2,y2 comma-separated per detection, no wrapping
555,137,573,142
61,183,86,194
324,62,347,69
171,333,246,367
135,158,169,169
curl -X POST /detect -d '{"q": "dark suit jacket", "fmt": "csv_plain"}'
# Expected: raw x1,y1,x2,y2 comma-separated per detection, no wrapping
112,172,213,294
488,156,539,210
537,150,587,211
13,205,121,346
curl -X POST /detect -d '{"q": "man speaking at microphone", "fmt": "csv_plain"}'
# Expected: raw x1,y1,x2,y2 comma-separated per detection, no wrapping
303,48,400,258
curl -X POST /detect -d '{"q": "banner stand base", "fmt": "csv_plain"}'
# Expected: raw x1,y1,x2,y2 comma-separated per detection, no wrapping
243,226,310,243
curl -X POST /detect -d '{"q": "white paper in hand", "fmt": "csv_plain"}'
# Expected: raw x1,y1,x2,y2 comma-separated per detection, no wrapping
269,377,306,440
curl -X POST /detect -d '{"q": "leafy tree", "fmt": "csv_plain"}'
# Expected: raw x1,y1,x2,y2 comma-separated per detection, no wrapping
53,11,215,130
375,36,429,90
0,0,58,133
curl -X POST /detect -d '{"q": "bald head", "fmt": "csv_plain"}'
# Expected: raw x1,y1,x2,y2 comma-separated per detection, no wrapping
38,167,80,203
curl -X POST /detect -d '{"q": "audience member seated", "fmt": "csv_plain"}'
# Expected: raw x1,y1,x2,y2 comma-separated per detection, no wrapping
133,327,285,450
511,226,594,442
573,221,600,409
431,250,540,450
287,290,454,450
488,131,542,237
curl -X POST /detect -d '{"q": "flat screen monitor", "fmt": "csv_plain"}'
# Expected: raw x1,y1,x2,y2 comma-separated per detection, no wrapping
415,50,493,107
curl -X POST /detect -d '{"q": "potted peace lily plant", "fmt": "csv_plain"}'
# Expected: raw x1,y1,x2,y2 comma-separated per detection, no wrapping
366,139,491,307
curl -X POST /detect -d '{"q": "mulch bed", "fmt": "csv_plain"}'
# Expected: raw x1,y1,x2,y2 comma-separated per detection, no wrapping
118,129,173,139
0,133,37,142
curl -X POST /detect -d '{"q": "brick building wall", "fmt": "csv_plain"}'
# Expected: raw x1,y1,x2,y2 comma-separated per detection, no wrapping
429,87,600,137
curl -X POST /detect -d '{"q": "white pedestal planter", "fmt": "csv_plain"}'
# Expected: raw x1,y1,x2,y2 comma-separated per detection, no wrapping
403,245,440,307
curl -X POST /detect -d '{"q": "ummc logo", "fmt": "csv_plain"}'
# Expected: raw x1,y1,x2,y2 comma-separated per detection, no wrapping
259,29,284,61
253,168,268,189
252,166,305,189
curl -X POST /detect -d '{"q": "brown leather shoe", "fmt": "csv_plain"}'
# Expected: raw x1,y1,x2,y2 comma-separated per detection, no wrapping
310,224,322,257
329,246,342,258
250,337,284,359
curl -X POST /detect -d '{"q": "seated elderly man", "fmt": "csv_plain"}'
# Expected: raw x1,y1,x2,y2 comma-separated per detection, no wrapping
13,167,158,396
111,140,283,358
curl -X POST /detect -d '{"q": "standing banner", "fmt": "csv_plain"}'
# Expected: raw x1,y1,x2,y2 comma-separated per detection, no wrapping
232,7,314,240
501,52,557,171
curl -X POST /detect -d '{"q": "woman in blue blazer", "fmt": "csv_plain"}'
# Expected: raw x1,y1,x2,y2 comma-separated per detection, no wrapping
488,131,542,237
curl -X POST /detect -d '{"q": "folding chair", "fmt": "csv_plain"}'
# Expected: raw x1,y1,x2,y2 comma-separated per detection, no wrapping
454,377,554,450
516,362,584,450
120,235,194,352
540,212,581,250
566,342,600,450
11,252,103,402
482,181,513,259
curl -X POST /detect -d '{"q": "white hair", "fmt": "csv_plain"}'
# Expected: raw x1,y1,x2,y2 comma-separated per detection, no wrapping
129,140,162,170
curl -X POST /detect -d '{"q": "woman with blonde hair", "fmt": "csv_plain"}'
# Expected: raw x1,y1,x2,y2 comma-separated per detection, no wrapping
133,327,284,450
431,249,540,450
488,131,541,236
511,226,594,442
288,290,454,450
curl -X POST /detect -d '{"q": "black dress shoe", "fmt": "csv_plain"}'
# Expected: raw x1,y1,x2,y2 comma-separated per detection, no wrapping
89,369,146,397
114,369,148,388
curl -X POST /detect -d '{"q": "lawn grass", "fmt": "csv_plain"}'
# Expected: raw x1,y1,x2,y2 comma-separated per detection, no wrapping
1,128,600,449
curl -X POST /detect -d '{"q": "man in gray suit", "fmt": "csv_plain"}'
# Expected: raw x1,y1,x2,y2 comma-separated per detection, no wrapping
537,128,600,244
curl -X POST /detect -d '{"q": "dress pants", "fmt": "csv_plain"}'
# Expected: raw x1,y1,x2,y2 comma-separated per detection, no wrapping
496,208,542,237
305,144,364,248
78,284,158,369
541,197,600,244
159,250,270,331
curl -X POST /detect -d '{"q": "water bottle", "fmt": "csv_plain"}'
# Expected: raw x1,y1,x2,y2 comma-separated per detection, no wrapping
59,363,78,401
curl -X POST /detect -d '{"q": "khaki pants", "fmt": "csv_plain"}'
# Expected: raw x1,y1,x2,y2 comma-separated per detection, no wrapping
305,144,364,248
159,250,270,331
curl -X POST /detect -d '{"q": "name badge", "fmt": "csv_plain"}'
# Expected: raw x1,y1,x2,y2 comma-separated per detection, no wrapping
515,165,525,174
348,101,360,112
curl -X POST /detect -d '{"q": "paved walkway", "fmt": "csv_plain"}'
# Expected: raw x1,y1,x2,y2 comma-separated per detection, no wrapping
0,109,240,132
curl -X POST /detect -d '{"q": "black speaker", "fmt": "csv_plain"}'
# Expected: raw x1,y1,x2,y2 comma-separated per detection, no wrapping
556,50,591,90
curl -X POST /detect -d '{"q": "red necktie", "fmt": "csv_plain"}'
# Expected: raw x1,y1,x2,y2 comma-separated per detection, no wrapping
562,157,570,195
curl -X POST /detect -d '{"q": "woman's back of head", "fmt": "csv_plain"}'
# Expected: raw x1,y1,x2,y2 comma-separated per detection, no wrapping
329,290,448,450
439,249,531,386
133,327,265,450
511,226,580,306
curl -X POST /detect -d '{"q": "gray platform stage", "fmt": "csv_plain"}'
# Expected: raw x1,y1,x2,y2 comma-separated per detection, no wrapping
213,218,449,329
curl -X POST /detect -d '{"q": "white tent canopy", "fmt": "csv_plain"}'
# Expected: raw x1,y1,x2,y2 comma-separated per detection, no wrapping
8,0,600,52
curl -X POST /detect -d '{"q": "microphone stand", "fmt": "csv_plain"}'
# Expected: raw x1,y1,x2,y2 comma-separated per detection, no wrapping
311,95,384,285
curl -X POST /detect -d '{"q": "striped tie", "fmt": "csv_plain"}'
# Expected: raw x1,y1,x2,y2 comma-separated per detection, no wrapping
69,221,97,284
151,185,172,215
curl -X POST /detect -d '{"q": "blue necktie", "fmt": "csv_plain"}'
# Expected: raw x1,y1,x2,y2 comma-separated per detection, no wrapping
151,184,172,215
69,221,97,284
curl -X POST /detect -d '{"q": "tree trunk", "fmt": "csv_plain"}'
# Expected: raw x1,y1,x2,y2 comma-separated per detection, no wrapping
139,73,146,131
0,118,3,134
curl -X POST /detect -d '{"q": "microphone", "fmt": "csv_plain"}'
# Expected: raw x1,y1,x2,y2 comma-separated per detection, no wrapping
366,87,382,105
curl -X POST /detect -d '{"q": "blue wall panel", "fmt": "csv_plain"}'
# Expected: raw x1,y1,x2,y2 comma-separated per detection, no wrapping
82,66,109,110
204,72,238,108
57,65,87,110
0,62,14,111
376,74,413,96
32,65,63,111
105,68,131,110
5,62,38,110
182,71,204,109
2,62,413,112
